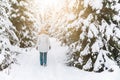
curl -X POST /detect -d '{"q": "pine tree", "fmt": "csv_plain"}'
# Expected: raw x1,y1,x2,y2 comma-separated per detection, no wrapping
9,0,37,48
23,0,120,72
54,0,120,72
0,0,19,70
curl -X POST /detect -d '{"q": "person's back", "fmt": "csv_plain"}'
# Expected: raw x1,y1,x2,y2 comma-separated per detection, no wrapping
37,31,50,66
38,34,50,52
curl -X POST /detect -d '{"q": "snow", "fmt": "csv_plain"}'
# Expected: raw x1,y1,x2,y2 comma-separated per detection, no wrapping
67,13,76,21
80,44,90,56
89,23,99,37
0,38,120,80
105,24,115,41
114,27,120,38
88,29,93,38
84,0,103,9
94,50,116,71
91,39,102,52
83,58,92,70
0,54,4,64
0,0,120,80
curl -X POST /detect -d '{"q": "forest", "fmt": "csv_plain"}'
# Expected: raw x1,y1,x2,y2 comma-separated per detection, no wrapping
0,0,120,80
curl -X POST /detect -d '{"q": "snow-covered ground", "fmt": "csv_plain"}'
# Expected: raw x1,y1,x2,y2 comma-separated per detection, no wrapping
0,38,120,80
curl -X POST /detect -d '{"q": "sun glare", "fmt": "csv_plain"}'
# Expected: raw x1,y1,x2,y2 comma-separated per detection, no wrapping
31,0,67,25
30,0,70,29
35,0,65,11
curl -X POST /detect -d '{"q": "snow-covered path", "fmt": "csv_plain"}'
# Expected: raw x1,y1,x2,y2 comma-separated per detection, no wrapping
0,38,120,80
9,38,70,80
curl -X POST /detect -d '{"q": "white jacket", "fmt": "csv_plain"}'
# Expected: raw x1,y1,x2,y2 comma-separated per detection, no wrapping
37,34,50,52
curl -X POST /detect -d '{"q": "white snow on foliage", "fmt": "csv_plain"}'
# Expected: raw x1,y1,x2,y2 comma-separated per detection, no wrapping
0,54,5,64
94,50,117,71
0,38,120,80
84,0,103,9
80,44,90,56
89,23,99,37
83,58,92,70
91,39,103,53
0,0,120,80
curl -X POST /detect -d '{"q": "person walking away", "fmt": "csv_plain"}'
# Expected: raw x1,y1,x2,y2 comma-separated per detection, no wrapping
37,29,50,66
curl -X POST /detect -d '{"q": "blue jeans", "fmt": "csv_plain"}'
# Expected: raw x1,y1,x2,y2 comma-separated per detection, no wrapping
40,52,47,66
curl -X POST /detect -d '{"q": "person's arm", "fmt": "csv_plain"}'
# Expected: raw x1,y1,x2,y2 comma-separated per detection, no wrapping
48,37,51,50
36,36,40,50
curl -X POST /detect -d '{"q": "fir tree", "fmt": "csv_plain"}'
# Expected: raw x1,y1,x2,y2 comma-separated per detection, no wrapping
50,0,120,72
0,0,19,70
9,0,36,48
66,0,120,72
